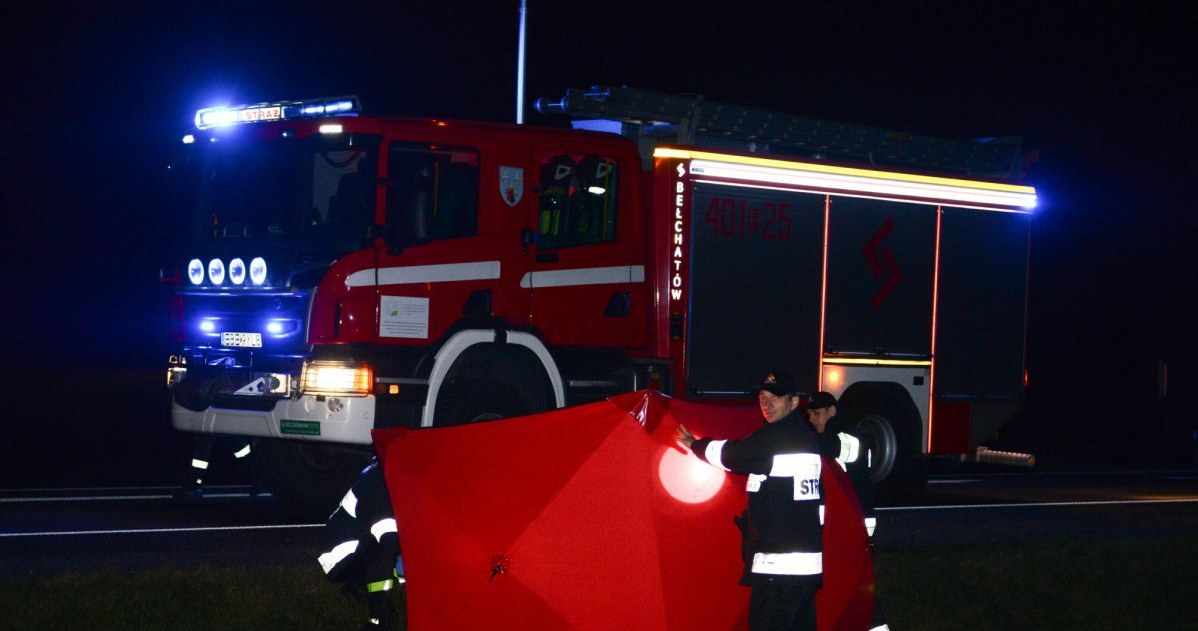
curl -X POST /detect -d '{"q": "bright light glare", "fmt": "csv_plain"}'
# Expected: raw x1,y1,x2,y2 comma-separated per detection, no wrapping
319,124,344,134
187,259,205,285
302,361,372,396
658,446,726,504
249,257,267,285
228,258,246,285
197,108,239,128
207,258,226,285
199,319,216,333
265,321,284,335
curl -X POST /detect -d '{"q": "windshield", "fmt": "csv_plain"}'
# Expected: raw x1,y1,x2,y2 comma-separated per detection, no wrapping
176,133,380,256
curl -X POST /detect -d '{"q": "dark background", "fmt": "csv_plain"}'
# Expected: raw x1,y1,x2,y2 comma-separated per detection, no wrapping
1,2,1194,487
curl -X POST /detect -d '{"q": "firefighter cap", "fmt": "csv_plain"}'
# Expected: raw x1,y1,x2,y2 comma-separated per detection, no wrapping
805,391,838,410
755,371,799,397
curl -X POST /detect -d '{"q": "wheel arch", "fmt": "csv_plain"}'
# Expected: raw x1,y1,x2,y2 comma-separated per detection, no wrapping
421,329,564,428
837,381,925,491
838,382,923,448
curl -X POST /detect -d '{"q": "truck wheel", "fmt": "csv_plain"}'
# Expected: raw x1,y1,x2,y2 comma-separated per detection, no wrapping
254,439,371,517
847,405,921,498
857,413,899,485
433,378,535,426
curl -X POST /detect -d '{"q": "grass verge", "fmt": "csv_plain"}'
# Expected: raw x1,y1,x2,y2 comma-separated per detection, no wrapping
2,536,1194,630
874,535,1198,630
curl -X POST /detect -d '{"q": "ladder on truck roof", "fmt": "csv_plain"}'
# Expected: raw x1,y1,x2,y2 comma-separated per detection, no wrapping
535,85,1032,181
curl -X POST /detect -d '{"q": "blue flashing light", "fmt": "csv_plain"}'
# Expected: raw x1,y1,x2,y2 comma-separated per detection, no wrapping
194,96,362,130
199,319,217,333
265,319,299,337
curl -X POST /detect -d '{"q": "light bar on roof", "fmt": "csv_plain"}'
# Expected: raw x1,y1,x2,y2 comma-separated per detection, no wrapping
195,96,361,130
656,148,1037,212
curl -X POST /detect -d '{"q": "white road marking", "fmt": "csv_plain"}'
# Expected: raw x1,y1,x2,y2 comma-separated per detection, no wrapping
0,523,322,538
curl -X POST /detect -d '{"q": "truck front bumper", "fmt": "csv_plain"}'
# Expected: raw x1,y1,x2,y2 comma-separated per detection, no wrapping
171,394,376,445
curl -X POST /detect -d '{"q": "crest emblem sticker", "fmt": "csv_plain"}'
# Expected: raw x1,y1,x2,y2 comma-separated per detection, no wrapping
499,166,524,207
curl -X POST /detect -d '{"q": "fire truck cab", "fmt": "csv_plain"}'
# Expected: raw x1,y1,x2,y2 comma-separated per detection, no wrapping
166,96,656,505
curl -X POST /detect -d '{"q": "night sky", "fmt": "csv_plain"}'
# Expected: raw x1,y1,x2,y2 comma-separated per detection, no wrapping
1,2,1194,482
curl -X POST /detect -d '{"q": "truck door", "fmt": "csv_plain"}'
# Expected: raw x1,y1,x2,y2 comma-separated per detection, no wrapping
824,196,937,358
685,183,826,395
526,147,647,349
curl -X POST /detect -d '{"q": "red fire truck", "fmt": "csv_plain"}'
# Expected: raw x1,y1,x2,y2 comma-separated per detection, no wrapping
165,87,1037,507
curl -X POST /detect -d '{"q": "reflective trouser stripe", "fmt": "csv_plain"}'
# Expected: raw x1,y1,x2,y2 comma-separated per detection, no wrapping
317,540,359,574
870,625,890,631
191,459,209,470
367,578,394,593
818,504,825,526
233,444,252,459
371,517,397,542
751,551,822,576
865,517,877,537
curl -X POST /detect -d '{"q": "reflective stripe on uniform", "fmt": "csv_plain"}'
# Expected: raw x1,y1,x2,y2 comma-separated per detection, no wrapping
367,578,394,593
371,517,397,543
340,489,359,519
870,625,890,631
818,503,825,526
751,551,823,576
191,459,209,470
770,453,821,477
865,516,877,537
837,432,861,464
233,444,252,459
317,540,359,574
704,440,728,470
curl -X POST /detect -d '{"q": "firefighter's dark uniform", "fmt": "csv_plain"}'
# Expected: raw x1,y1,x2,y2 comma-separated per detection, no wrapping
172,374,258,500
690,408,823,631
813,400,889,631
818,415,876,539
318,458,402,630
176,434,256,499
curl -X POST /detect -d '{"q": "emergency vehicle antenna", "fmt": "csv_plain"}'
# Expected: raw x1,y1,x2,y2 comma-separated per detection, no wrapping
535,85,1033,181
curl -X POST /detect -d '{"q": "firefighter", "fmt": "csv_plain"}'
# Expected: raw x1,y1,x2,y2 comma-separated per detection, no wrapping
805,391,889,631
677,370,823,631
318,455,403,630
174,434,257,500
172,373,259,500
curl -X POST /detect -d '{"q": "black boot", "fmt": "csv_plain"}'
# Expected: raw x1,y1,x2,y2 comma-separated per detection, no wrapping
363,590,397,630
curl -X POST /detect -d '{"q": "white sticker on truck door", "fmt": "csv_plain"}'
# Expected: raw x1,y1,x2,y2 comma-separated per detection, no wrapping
380,296,429,339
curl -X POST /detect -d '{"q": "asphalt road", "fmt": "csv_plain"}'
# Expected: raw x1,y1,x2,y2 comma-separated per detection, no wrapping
3,469,1196,578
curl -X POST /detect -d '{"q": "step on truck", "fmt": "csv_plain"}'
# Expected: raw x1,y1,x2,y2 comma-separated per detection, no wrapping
163,87,1038,508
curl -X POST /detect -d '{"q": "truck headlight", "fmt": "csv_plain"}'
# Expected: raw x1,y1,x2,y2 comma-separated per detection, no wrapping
300,360,372,396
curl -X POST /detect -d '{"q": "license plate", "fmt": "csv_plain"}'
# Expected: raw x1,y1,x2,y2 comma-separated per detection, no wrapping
221,332,262,348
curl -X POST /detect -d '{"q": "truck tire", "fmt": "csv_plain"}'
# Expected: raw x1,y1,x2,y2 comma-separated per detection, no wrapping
254,439,371,517
839,391,924,499
856,413,899,485
433,378,535,426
